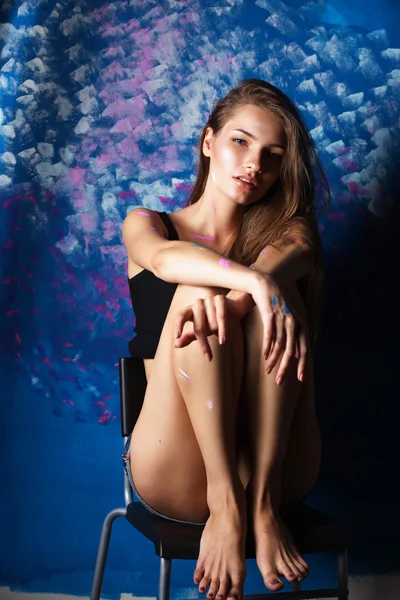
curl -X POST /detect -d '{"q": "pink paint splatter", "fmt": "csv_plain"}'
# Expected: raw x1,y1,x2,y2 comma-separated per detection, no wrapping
136,210,150,217
218,258,231,268
261,247,269,254
98,409,112,424
88,271,108,292
117,190,137,199
194,234,215,241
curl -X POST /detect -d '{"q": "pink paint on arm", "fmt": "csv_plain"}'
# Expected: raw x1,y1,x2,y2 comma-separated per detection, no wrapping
136,211,150,217
218,258,231,268
261,246,269,254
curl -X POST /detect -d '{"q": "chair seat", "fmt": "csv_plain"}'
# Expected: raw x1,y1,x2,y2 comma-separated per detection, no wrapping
126,502,348,559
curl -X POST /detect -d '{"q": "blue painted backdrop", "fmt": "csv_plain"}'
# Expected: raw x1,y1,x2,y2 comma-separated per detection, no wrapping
1,0,399,597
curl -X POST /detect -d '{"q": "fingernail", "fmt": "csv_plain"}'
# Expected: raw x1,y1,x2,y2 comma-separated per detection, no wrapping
175,330,180,338
205,353,211,361
219,335,224,345
266,366,272,374
299,372,303,382
276,376,282,385
269,578,281,585
199,587,205,593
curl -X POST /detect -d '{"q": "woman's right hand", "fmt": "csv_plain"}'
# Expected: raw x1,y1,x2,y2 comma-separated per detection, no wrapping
173,291,243,362
250,272,308,384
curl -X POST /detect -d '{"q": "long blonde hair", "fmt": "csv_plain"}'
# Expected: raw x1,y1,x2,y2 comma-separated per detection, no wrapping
187,79,330,351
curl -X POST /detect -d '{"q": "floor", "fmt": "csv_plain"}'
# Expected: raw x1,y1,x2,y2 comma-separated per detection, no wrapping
1,575,400,600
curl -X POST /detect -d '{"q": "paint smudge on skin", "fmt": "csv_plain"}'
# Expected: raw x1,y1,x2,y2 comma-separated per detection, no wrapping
278,234,298,248
218,258,231,268
136,211,150,217
178,368,192,382
261,246,269,254
249,263,256,270
284,302,291,314
193,234,215,241
192,242,207,249
207,399,213,410
272,295,278,306
150,226,156,231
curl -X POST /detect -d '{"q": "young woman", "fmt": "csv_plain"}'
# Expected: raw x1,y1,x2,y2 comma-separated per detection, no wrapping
122,79,330,599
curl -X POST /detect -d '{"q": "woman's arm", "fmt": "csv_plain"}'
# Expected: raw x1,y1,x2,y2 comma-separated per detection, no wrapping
225,232,314,318
122,208,261,295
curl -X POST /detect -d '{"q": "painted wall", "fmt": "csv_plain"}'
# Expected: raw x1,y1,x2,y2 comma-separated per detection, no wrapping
1,0,399,597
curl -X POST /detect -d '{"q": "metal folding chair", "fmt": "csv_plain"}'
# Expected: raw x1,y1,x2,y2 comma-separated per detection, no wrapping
91,357,349,600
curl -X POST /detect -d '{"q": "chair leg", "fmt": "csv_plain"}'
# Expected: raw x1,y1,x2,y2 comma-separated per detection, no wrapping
291,580,302,592
337,546,349,600
159,557,172,600
90,507,127,600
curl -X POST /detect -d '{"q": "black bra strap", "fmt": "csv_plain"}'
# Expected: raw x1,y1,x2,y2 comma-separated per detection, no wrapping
157,211,179,241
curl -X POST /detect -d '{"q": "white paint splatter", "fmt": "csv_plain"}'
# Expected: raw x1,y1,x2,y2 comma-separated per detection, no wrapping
178,368,192,382
297,79,317,94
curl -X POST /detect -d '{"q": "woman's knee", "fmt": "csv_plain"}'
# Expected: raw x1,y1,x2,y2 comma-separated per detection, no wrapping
242,304,263,341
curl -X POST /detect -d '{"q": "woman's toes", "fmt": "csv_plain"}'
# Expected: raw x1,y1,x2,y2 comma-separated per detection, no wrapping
194,566,205,585
293,559,307,579
281,565,296,582
207,579,219,599
216,578,230,599
227,582,242,600
286,560,302,581
298,557,310,576
198,574,211,595
263,570,283,590
287,551,308,579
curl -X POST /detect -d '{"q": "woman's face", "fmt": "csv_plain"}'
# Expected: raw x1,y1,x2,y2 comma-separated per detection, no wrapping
202,103,287,206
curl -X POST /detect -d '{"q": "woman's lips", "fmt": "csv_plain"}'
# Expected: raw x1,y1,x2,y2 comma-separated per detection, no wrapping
233,176,256,190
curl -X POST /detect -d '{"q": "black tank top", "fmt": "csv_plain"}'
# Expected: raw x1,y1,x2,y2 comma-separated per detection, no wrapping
128,212,179,359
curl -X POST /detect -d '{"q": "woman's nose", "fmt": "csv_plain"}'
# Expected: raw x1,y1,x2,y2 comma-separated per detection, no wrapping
243,154,261,172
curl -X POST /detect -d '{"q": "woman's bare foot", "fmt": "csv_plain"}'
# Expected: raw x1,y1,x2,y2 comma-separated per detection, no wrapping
253,508,309,591
194,496,247,600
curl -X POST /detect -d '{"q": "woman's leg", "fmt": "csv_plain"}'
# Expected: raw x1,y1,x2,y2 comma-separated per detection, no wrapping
238,304,321,592
129,283,247,600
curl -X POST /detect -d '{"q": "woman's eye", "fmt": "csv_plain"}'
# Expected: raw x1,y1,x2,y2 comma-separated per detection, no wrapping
233,138,246,145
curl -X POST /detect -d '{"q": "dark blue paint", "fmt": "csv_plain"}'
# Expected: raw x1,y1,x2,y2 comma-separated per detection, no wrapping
1,0,400,596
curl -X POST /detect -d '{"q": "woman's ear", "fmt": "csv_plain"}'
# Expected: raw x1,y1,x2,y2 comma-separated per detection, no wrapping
202,127,214,157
